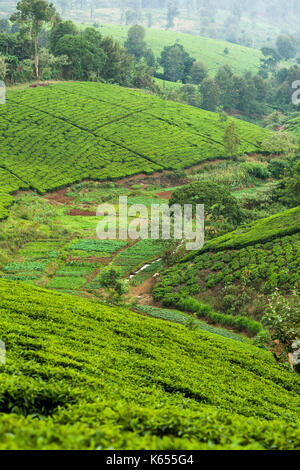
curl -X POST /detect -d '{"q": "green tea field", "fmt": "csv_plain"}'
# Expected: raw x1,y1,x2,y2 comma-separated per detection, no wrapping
154,206,300,328
0,81,270,220
0,279,299,450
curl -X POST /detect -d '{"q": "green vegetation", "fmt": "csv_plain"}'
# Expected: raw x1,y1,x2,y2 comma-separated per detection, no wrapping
111,239,168,276
0,81,269,218
169,180,243,225
200,206,300,252
100,24,262,76
154,207,300,331
135,304,252,344
0,279,299,450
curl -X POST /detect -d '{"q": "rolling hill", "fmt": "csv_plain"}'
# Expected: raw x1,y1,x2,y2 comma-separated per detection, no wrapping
99,24,263,77
0,279,299,450
0,81,270,219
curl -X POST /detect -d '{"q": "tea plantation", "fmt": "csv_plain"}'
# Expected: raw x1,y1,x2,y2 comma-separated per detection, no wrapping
154,206,300,327
0,81,270,220
0,279,299,450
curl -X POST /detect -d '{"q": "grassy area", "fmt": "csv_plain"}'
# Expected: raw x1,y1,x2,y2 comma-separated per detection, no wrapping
0,188,170,298
0,279,299,450
99,24,262,76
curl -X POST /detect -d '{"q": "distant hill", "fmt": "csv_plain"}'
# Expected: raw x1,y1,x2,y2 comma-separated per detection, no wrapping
99,24,262,76
0,278,299,449
0,81,269,218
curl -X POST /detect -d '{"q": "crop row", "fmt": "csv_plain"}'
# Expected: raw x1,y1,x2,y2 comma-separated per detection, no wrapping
111,239,169,275
0,83,269,200
156,233,300,305
67,239,128,255
8,86,147,132
0,279,299,449
135,304,251,344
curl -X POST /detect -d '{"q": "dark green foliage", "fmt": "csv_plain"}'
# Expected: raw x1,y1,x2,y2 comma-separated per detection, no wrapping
241,162,270,180
190,60,208,84
159,43,195,83
169,180,243,224
124,25,148,62
280,160,300,208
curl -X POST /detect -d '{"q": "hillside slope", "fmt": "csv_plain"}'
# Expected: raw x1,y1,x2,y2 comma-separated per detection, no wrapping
99,24,262,76
0,279,299,450
0,81,269,217
154,206,300,319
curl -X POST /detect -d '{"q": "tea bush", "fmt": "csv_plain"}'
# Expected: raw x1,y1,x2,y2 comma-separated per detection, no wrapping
0,279,299,449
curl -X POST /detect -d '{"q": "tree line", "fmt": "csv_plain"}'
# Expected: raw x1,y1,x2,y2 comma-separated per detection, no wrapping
0,0,157,91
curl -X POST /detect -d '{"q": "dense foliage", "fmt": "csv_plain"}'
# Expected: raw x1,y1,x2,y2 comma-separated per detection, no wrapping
0,279,299,450
154,207,300,324
0,81,270,221
169,180,243,225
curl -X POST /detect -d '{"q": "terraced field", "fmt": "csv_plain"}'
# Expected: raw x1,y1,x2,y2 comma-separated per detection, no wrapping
0,279,299,450
0,186,172,297
0,81,270,219
154,206,300,321
285,114,300,138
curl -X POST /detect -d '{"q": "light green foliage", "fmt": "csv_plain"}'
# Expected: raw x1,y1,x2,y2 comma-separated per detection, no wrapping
0,279,299,450
0,54,7,80
262,131,297,154
0,82,269,204
111,239,168,275
99,25,262,76
224,121,241,156
67,239,127,255
263,291,300,351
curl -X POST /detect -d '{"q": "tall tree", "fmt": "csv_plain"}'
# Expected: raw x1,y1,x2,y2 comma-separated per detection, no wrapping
199,77,219,111
124,25,147,62
223,121,240,156
159,44,195,82
276,35,296,60
10,0,58,79
166,1,179,29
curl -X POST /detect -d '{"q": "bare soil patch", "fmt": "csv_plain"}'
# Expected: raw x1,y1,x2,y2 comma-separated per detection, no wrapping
69,209,96,216
115,170,191,189
44,188,74,205
156,190,174,200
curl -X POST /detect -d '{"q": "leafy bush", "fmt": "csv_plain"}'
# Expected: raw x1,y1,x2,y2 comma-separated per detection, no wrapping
169,180,243,224
241,162,270,180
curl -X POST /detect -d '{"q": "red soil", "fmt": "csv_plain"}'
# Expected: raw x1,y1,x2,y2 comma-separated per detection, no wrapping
69,209,96,216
